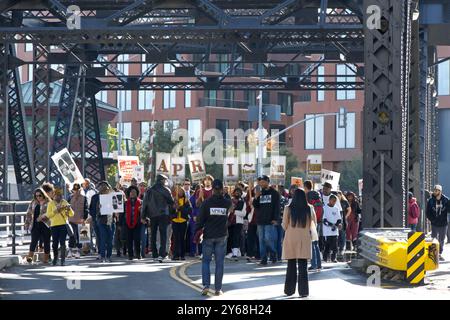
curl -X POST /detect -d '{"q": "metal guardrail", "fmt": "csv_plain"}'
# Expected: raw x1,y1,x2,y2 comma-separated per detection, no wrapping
0,201,31,255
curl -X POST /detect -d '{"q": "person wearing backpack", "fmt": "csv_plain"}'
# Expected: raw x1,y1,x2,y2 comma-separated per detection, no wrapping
141,174,175,262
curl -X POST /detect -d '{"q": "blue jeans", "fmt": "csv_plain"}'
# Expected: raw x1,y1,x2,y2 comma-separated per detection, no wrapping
202,236,227,291
409,224,417,232
310,241,322,269
99,224,113,259
257,224,277,262
275,224,284,261
140,224,148,257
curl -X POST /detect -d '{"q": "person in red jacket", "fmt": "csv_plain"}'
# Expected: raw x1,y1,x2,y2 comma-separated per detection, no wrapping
125,185,142,260
408,192,420,232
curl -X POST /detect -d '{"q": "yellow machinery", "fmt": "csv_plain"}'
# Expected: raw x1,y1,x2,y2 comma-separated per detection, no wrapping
359,228,439,272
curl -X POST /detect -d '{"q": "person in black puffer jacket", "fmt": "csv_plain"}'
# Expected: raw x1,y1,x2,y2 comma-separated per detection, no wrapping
426,185,449,259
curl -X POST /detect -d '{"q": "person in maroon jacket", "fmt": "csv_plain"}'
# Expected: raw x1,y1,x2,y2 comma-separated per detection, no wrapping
125,185,142,260
408,192,420,232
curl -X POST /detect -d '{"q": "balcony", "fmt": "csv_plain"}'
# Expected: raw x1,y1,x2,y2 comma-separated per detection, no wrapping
199,98,249,109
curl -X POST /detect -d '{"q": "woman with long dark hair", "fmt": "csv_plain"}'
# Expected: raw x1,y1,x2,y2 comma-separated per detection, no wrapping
282,188,314,298
345,192,362,251
25,188,51,264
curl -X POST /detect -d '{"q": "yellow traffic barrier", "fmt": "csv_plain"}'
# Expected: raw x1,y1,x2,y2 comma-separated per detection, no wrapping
359,229,439,276
406,232,425,285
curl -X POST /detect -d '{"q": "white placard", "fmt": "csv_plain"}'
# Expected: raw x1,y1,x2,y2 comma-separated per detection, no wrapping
155,152,171,177
321,169,341,191
133,165,145,184
307,154,322,176
241,153,256,181
223,157,239,182
78,224,91,244
51,148,84,186
171,157,186,183
99,192,124,215
187,153,206,182
118,156,140,184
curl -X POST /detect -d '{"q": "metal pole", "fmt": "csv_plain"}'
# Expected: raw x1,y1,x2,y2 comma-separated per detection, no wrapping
380,152,385,228
11,203,16,255
118,94,123,156
257,90,264,177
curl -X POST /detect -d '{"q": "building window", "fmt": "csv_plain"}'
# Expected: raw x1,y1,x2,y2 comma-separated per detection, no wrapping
138,90,154,110
304,114,324,150
239,121,252,131
204,90,217,106
438,60,450,96
188,119,202,153
223,90,234,106
317,66,325,102
185,90,191,108
218,54,229,72
262,92,270,104
336,112,356,149
245,91,257,106
117,90,132,111
95,91,108,103
117,122,132,139
163,89,176,109
25,43,33,52
141,122,150,143
141,54,155,76
270,124,286,146
216,119,229,144
117,54,129,75
163,120,180,134
164,63,175,74
28,64,33,82
336,64,356,100
277,93,293,116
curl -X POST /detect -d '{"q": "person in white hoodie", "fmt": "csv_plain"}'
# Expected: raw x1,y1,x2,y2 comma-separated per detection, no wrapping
227,188,247,261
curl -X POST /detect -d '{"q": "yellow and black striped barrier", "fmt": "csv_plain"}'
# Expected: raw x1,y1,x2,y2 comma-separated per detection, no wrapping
407,232,425,285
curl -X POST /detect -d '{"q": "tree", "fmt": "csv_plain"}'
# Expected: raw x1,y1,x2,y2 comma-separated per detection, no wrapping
278,145,303,186
337,155,362,192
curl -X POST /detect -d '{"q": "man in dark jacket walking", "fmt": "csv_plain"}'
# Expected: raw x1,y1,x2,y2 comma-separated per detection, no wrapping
196,179,232,296
252,175,280,265
141,174,174,262
426,185,448,261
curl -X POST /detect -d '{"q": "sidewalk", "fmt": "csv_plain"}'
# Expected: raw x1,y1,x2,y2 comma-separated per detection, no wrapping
184,243,450,300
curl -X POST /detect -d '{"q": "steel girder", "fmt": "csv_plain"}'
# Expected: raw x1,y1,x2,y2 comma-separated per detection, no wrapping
362,0,413,228
7,44,35,195
427,47,439,190
0,44,9,200
31,44,51,185
49,65,82,187
408,16,420,205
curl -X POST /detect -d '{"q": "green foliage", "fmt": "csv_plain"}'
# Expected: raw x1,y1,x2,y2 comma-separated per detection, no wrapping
337,155,362,192
278,146,301,186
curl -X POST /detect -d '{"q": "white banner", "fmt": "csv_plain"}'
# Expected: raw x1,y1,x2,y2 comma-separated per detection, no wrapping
321,169,341,191
51,148,84,186
171,157,186,183
223,157,239,182
155,153,171,177
270,156,286,178
133,165,145,184
358,179,363,197
118,156,140,184
241,153,257,181
187,153,206,182
78,224,91,244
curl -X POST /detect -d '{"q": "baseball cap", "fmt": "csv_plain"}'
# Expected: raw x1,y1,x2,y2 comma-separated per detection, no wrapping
322,182,333,189
212,179,223,190
434,184,442,192
257,175,270,183
156,174,169,182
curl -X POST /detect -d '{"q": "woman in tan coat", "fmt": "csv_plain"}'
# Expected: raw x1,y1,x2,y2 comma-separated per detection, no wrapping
282,188,314,298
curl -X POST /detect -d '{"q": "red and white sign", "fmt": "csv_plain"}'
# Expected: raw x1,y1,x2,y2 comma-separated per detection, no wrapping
118,156,140,184
241,153,256,181
291,177,303,188
171,157,186,183
155,153,171,177
223,157,239,182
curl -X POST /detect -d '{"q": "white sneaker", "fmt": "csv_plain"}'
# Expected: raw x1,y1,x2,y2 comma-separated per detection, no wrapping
74,251,81,259
67,249,73,258
226,253,233,259
96,254,101,260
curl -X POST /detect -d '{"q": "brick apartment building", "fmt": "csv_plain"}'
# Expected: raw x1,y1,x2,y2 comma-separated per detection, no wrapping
14,45,450,184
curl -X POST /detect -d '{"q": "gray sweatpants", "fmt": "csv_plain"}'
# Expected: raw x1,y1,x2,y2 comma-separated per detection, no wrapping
431,225,448,254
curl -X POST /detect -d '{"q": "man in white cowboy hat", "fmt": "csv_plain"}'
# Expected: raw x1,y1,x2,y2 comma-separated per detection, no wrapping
426,184,448,261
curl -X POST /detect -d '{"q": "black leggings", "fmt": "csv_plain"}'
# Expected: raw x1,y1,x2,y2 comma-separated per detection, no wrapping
30,222,51,254
231,224,243,249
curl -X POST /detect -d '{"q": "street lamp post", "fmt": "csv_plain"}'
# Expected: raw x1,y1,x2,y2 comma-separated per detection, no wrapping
257,90,264,177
